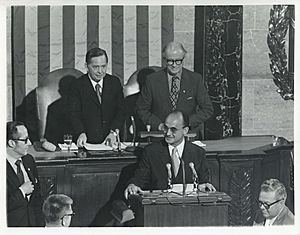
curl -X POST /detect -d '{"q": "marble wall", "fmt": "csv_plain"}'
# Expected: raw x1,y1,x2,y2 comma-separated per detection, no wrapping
242,5,294,140
6,6,294,141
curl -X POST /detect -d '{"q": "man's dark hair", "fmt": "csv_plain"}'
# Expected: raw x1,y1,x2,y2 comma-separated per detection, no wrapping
6,121,25,145
85,47,108,64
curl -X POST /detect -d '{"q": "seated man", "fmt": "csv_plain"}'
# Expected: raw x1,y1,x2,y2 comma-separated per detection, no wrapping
254,178,294,226
123,110,215,225
43,194,74,227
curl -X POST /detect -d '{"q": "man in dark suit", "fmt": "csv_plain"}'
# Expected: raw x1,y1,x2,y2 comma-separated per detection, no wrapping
6,121,44,227
136,41,213,139
253,179,294,226
69,47,125,147
124,110,215,199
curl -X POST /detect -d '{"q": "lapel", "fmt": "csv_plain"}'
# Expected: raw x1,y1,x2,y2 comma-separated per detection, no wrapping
273,205,287,225
157,140,173,170
177,68,190,105
6,160,21,187
84,74,101,107
22,156,35,183
101,74,110,106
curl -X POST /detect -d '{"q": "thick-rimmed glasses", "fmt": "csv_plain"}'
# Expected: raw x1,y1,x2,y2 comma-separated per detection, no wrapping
166,59,184,66
257,198,283,210
162,124,185,134
12,137,30,144
61,212,75,226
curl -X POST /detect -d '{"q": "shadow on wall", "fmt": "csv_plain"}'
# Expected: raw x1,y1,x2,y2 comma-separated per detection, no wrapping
16,68,83,144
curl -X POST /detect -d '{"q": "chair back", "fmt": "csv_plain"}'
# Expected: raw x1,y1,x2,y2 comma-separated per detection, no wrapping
36,68,83,140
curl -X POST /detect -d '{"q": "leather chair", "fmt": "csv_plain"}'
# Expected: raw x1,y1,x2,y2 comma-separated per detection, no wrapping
36,68,83,142
122,66,161,141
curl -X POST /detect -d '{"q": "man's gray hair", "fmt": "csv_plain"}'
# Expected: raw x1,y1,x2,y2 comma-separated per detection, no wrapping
260,178,287,200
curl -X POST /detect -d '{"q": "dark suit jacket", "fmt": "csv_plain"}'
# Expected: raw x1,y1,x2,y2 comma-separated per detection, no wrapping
6,154,44,227
253,205,294,226
69,73,125,143
136,68,213,133
128,140,210,190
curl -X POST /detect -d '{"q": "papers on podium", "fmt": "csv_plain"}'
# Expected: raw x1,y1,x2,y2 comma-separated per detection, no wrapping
192,140,206,147
84,142,134,151
84,143,113,151
58,142,78,151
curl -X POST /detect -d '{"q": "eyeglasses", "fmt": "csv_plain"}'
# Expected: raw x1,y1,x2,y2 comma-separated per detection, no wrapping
166,59,184,66
162,124,185,134
61,212,75,226
257,198,283,210
12,137,30,144
62,212,75,218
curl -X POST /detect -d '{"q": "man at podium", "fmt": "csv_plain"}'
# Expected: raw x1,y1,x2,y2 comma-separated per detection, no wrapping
124,110,215,198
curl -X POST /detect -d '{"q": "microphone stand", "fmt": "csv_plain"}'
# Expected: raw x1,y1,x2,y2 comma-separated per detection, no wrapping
125,116,137,152
181,158,186,197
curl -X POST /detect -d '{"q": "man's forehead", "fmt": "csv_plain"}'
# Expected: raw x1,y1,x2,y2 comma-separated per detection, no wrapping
259,191,276,201
165,49,185,59
165,114,183,126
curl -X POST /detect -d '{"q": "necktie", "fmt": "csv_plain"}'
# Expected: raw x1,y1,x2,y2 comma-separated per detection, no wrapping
15,159,25,185
95,83,102,104
170,76,179,110
171,147,180,177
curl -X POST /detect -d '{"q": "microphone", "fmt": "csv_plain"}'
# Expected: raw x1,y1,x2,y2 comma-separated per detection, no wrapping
181,158,186,197
189,162,199,190
115,129,121,152
125,116,137,152
166,163,172,190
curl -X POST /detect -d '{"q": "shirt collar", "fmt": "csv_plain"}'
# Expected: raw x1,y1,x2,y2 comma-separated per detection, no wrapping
88,74,104,90
168,138,185,158
6,152,21,168
167,70,182,80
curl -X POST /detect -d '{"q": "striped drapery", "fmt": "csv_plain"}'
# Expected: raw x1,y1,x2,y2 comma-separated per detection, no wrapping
10,5,199,112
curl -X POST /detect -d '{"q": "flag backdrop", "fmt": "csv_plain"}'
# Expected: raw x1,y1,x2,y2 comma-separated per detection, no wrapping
10,5,202,115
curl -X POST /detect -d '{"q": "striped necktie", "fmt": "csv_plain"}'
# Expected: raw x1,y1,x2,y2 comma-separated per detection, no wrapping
95,83,102,104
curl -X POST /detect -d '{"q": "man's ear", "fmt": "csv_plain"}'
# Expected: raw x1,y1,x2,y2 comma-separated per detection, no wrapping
183,126,189,135
7,139,16,148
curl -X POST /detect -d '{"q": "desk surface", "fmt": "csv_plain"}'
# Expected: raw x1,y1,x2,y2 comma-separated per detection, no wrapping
31,135,277,163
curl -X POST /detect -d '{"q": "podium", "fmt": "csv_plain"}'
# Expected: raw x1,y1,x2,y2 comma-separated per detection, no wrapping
135,190,231,226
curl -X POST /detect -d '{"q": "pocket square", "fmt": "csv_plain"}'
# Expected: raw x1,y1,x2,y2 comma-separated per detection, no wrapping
187,96,193,100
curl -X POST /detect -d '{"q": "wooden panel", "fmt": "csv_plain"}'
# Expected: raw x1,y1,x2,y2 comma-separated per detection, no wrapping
69,171,120,226
144,203,229,226
37,165,65,199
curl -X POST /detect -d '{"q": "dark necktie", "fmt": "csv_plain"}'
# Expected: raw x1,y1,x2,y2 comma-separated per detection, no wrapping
15,159,25,185
170,76,179,110
95,83,102,104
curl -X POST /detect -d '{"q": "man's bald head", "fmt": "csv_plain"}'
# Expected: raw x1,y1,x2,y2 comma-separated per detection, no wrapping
163,41,187,58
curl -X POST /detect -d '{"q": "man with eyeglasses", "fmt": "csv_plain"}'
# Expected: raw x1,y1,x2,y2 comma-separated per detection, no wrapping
136,41,213,140
125,110,215,200
253,178,294,226
43,194,74,227
6,121,44,226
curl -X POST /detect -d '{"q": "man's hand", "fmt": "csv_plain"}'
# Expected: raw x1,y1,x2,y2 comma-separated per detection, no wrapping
124,183,143,199
77,133,87,147
20,181,34,195
103,131,118,147
198,183,216,192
